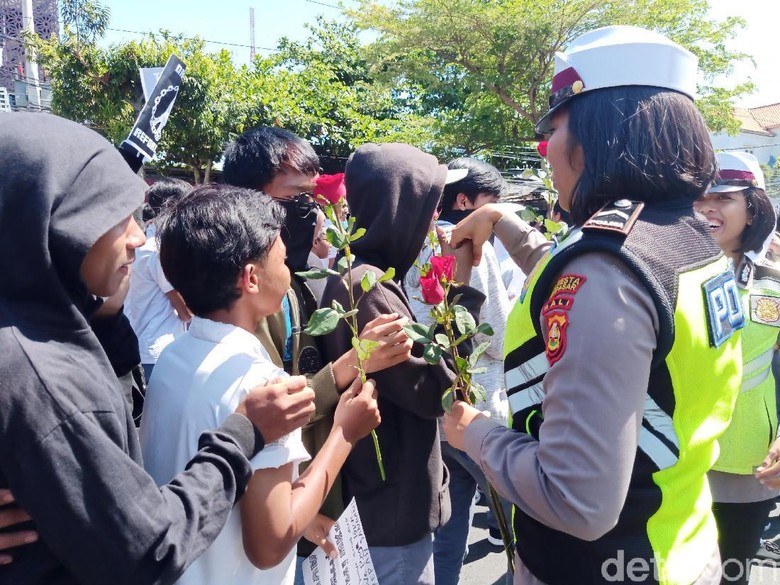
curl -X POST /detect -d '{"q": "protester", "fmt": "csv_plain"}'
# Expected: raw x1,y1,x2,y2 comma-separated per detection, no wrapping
320,143,483,585
405,157,513,584
0,112,315,584
125,178,193,383
695,151,780,585
446,26,742,585
140,185,380,585
221,128,413,574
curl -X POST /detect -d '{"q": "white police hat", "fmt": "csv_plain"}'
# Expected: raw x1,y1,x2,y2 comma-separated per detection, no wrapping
536,26,698,133
709,151,766,193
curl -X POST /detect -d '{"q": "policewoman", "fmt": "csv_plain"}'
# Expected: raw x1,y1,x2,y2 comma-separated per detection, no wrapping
445,26,743,585
695,152,779,585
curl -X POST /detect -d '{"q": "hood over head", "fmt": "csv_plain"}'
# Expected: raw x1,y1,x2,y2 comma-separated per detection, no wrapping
0,113,146,330
345,143,448,278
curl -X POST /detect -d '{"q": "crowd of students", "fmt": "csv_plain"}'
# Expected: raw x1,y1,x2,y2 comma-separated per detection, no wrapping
1,22,780,585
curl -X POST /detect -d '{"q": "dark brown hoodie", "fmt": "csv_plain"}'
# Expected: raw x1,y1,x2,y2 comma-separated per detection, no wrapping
320,143,485,547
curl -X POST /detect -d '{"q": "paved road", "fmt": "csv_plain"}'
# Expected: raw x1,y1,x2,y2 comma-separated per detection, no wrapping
458,500,780,584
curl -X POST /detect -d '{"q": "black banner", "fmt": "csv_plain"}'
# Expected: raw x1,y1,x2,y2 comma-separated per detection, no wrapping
119,54,186,171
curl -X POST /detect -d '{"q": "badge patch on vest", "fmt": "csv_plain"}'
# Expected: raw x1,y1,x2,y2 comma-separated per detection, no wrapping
544,313,569,365
751,295,780,327
703,271,745,347
542,273,586,365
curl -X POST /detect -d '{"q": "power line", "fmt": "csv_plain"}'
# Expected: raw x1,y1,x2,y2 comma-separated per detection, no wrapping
104,27,278,53
302,0,342,9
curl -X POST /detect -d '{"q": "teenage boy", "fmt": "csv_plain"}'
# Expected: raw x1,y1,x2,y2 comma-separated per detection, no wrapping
0,112,314,584
222,128,413,558
140,185,381,585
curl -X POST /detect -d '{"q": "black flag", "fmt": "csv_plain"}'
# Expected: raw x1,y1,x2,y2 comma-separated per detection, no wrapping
119,54,186,173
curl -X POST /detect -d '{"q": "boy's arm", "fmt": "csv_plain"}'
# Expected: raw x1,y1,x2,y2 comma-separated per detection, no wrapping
239,379,379,569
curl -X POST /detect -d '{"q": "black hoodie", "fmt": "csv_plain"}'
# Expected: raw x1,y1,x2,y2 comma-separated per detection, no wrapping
0,113,260,585
320,143,485,547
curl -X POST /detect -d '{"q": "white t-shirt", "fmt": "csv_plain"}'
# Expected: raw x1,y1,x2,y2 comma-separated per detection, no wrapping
140,316,310,585
125,224,186,364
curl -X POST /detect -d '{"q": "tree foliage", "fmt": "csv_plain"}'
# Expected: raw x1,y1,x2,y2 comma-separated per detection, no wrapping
351,0,753,140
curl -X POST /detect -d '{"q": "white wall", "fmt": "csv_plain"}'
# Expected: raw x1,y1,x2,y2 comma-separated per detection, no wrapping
710,131,780,165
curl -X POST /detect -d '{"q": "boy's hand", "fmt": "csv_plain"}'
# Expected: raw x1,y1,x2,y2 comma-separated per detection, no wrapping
361,314,413,374
302,513,338,559
0,489,38,565
333,378,381,445
236,376,315,443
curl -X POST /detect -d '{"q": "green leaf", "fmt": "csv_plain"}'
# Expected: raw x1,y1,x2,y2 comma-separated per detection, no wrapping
520,208,538,223
454,355,469,372
453,305,476,337
324,204,338,225
441,387,454,413
342,309,359,319
435,333,450,346
423,343,442,365
295,268,339,280
467,366,487,375
544,219,564,235
360,271,378,293
332,300,345,314
403,322,432,344
468,341,491,366
475,322,494,337
378,267,396,283
326,228,348,250
304,307,341,336
468,381,486,404
336,254,351,274
350,227,366,242
353,338,380,363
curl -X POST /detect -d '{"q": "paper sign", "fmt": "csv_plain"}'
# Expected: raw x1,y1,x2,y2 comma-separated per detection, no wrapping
302,498,378,585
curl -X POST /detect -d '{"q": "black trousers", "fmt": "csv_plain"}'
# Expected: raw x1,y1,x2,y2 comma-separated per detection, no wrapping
712,499,775,585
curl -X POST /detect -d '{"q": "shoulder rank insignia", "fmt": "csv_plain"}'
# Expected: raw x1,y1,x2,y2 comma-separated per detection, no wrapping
703,270,745,347
582,199,644,236
751,295,780,327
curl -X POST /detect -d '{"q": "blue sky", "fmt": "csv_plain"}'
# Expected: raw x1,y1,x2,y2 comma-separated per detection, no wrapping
99,0,777,108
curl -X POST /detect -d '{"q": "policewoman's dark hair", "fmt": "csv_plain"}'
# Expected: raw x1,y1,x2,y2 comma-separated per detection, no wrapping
157,184,284,315
564,86,717,226
738,186,775,254
440,158,506,210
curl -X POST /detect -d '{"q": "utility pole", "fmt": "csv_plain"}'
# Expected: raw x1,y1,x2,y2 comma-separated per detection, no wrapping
20,0,41,109
249,6,256,62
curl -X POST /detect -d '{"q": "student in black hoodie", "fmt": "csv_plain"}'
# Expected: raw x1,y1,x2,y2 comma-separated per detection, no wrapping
0,113,315,585
320,143,485,585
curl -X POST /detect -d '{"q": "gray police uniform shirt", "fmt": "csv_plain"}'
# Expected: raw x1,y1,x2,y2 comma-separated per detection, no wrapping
464,213,721,585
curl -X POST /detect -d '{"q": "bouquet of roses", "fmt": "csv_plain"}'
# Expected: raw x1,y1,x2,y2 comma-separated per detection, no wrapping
404,228,494,413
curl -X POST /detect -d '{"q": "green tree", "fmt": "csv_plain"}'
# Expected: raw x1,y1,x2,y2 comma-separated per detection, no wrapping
29,32,245,182
352,0,752,143
59,0,110,45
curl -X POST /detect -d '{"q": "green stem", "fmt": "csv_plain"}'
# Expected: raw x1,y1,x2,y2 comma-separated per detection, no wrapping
487,483,515,575
340,230,386,482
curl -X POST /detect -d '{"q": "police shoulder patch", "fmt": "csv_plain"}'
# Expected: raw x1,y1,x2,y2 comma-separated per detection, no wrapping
703,270,745,347
542,274,586,365
582,200,644,236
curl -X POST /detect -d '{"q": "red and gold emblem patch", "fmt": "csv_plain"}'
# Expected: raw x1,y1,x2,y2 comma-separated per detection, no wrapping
545,312,569,365
541,273,586,366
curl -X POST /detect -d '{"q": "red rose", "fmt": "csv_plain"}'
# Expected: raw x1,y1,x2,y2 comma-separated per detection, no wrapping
420,272,445,305
430,255,455,282
536,141,548,158
313,173,346,205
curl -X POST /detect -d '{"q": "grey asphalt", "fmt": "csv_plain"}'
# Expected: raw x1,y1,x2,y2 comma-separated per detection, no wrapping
458,500,780,584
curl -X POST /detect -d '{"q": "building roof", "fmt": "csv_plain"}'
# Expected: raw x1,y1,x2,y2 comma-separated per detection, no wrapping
735,103,780,137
